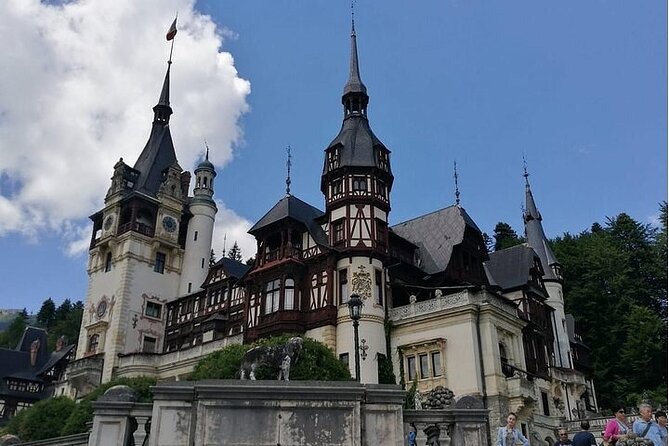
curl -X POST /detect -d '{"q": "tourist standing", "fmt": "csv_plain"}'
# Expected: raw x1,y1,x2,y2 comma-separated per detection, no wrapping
407,423,417,446
632,403,664,446
571,421,597,446
554,428,573,445
495,412,529,446
603,405,630,444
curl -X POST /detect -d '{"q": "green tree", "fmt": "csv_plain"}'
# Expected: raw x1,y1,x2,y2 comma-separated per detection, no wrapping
552,210,667,409
36,298,56,330
227,241,243,262
47,300,84,351
209,248,217,267
493,222,524,251
0,310,28,348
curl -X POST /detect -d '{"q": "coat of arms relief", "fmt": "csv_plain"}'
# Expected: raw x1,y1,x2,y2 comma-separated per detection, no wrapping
351,265,372,300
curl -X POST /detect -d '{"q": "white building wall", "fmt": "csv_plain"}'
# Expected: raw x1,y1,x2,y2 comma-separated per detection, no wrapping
179,202,216,296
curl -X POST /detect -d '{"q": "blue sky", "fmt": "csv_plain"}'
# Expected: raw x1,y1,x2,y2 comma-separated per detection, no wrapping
0,0,666,313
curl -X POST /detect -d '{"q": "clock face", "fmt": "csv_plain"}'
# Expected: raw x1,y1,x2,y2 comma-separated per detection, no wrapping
103,215,114,231
97,301,107,318
162,216,177,233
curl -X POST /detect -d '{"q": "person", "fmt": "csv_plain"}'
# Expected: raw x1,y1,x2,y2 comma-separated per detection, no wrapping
571,420,596,446
632,403,664,446
495,412,529,446
603,405,630,444
408,423,417,446
554,428,573,445
656,411,668,446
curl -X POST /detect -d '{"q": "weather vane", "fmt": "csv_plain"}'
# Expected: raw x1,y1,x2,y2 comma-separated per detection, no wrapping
453,160,461,206
285,145,292,196
204,139,210,161
351,0,356,33
522,154,530,187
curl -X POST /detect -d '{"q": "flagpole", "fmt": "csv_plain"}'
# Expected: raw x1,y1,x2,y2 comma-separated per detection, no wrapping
168,38,175,65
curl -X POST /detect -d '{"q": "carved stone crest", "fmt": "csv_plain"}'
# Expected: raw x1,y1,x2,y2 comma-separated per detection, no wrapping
351,265,372,300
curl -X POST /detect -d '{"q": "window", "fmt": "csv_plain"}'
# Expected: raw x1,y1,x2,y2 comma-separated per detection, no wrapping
145,302,162,319
407,356,417,381
376,219,387,246
188,283,192,293
87,334,99,353
419,354,429,379
333,220,345,244
264,279,281,314
154,252,166,274
352,176,367,192
375,269,383,306
142,336,157,353
194,231,198,241
332,179,343,196
431,352,442,377
201,258,205,268
339,269,349,304
104,252,112,272
375,179,386,199
284,278,295,310
339,353,349,368
541,391,550,416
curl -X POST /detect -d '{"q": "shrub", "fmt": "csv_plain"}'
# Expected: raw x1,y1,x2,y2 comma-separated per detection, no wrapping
377,354,397,384
4,397,75,441
193,335,351,381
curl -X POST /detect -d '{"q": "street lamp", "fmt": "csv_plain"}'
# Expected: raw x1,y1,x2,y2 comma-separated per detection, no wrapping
347,293,363,382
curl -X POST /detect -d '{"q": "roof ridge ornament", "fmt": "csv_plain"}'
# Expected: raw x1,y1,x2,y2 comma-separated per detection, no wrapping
453,160,461,206
285,145,292,196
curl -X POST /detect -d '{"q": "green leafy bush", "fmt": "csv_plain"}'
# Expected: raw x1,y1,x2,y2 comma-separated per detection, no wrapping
4,396,75,441
193,335,351,381
377,354,397,384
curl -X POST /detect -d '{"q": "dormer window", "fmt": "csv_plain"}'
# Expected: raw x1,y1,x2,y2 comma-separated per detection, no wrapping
377,149,389,171
328,148,341,171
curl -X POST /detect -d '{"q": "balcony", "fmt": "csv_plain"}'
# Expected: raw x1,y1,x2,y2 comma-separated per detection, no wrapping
66,353,104,397
117,221,154,237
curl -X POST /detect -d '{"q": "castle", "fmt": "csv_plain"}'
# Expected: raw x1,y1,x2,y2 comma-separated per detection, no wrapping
62,19,597,445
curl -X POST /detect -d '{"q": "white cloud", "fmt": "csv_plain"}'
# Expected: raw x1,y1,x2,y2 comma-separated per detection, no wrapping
0,0,251,250
211,200,256,263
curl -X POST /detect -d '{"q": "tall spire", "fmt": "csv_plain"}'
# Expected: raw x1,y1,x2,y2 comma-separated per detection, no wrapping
153,62,173,125
342,3,368,117
523,162,560,280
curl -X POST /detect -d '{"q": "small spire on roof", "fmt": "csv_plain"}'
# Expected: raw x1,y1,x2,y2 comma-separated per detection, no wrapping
523,154,530,189
285,145,292,196
453,160,461,206
351,0,356,35
204,139,210,161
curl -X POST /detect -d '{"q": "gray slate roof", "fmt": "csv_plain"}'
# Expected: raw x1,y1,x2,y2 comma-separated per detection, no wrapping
0,327,73,400
214,257,251,279
484,244,539,290
390,205,481,275
324,116,389,172
249,195,329,247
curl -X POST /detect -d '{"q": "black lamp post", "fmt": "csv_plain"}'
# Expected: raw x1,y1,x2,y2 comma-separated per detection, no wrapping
347,293,363,382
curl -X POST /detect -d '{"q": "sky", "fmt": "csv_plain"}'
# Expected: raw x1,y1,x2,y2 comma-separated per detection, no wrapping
0,0,666,313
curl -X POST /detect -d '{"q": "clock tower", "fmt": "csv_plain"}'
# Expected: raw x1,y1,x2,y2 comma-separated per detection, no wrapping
321,21,394,383
72,59,214,385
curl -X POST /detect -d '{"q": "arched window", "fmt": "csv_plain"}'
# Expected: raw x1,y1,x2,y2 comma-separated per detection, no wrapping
499,343,513,377
88,334,100,353
284,278,295,310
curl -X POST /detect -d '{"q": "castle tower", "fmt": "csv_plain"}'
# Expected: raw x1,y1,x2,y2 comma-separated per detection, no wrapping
74,61,190,384
523,170,571,369
179,148,218,296
321,20,394,383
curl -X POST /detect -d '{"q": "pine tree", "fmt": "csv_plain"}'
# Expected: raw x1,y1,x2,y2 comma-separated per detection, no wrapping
493,222,524,251
36,298,56,330
227,241,243,262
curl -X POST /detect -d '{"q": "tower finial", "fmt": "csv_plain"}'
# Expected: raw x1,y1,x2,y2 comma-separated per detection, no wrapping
285,145,292,196
523,154,530,188
204,139,210,161
223,233,227,256
453,160,461,206
166,13,178,65
351,0,356,35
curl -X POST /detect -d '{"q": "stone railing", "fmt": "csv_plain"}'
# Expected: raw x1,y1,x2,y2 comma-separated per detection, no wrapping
388,289,517,321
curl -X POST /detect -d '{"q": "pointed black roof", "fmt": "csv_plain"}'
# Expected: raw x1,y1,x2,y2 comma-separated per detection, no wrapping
132,64,180,196
249,195,328,246
523,173,560,280
322,23,392,176
213,257,251,279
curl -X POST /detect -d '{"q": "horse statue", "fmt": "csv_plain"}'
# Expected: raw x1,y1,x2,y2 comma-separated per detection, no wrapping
239,337,303,381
